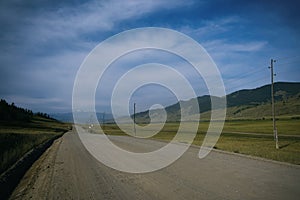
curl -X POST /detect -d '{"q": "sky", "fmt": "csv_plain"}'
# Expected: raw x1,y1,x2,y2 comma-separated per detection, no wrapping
0,0,299,114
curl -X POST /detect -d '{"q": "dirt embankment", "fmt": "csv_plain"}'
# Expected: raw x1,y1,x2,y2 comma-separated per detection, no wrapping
0,134,64,200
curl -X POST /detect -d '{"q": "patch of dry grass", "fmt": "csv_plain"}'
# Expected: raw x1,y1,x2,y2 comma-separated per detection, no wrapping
0,117,71,174
89,119,300,164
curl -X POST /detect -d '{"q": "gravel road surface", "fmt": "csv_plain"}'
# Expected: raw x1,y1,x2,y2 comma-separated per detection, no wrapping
10,128,300,200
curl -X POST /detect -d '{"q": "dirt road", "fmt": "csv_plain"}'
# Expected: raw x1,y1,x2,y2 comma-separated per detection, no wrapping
10,128,300,200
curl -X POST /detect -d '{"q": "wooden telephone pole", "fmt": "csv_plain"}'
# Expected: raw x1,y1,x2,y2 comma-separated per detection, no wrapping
269,59,279,149
133,103,136,136
102,112,105,131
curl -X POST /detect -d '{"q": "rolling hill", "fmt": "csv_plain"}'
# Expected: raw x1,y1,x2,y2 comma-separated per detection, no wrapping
134,82,300,122
51,82,300,123
50,112,113,124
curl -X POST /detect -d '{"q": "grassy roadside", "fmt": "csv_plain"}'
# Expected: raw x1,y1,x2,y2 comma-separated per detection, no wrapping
87,118,300,164
212,133,300,164
0,116,71,175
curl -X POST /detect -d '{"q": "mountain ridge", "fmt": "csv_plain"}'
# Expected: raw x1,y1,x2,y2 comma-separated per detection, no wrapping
51,82,300,122
134,82,300,122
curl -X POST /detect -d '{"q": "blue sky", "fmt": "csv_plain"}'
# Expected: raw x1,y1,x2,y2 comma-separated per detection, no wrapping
0,0,299,113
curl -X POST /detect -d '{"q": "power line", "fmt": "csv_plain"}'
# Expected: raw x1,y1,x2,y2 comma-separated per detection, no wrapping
224,67,269,91
224,67,267,86
276,60,300,67
275,54,300,61
226,76,269,93
233,67,266,79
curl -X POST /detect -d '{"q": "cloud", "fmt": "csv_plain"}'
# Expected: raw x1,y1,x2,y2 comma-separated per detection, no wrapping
0,0,196,112
0,0,299,114
204,39,267,52
180,16,242,38
178,16,272,95
4,0,196,49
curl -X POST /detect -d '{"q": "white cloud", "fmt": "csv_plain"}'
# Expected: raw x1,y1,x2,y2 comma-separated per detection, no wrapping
21,0,196,44
204,39,267,52
180,16,242,38
2,0,285,114
203,40,268,56
1,0,198,112
179,17,271,95
70,27,225,116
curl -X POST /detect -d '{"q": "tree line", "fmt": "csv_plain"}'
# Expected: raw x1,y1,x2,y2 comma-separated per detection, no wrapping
0,99,53,122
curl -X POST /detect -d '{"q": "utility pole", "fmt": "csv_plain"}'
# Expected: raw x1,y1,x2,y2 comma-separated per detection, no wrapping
133,103,136,137
269,59,279,149
102,112,105,131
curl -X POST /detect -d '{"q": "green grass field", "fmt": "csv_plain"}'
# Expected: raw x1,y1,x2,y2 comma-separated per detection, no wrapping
87,118,300,164
0,116,71,175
